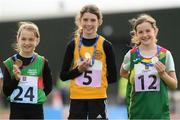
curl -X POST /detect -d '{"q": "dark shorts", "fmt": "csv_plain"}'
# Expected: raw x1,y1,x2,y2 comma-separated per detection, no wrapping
68,99,107,119
10,102,44,119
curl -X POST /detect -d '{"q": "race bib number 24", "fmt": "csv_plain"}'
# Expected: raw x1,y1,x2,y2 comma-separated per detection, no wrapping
10,76,38,104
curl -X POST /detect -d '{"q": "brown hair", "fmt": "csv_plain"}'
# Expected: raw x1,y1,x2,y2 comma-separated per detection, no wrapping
74,4,103,37
129,14,158,46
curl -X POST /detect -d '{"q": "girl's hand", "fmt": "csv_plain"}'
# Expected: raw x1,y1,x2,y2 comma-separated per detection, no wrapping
154,61,177,90
154,61,166,75
78,59,91,73
13,64,21,80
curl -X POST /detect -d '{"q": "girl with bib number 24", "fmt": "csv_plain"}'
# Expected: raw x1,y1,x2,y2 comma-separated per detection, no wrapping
3,22,52,119
60,4,117,119
120,14,178,119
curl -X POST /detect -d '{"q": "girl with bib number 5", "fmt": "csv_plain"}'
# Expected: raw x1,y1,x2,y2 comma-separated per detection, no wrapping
60,4,117,119
3,22,52,119
120,14,178,119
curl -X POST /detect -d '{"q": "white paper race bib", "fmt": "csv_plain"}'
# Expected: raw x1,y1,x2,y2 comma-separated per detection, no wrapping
76,60,102,87
10,76,38,104
134,63,160,92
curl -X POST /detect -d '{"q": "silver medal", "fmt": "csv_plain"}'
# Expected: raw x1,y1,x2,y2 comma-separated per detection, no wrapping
151,56,159,64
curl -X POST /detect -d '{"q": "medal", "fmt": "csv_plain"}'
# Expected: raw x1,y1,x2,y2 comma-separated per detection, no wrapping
79,35,99,66
85,52,91,60
15,59,23,67
151,56,159,64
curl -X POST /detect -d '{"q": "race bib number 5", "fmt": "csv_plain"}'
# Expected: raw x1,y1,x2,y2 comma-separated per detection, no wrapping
10,76,38,104
76,60,102,87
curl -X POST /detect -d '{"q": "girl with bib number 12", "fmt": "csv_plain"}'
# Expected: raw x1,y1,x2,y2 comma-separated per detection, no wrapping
60,4,117,119
3,22,52,119
120,14,178,119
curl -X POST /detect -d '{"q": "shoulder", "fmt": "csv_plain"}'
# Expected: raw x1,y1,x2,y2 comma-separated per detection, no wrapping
165,50,173,59
4,55,15,64
130,47,137,54
36,55,50,70
159,45,167,53
124,50,131,58
102,40,114,55
36,54,48,64
98,35,111,45
158,45,169,59
68,39,75,45
66,39,75,49
103,39,112,48
104,39,112,45
3,55,15,72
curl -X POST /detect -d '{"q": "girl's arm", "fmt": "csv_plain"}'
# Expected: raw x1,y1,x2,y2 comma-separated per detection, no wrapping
60,40,82,81
43,60,53,96
3,66,19,96
120,50,131,79
155,61,177,90
120,65,129,79
103,40,117,84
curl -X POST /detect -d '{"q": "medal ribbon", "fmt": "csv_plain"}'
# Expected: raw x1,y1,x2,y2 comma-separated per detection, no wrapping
13,53,36,68
136,45,161,67
78,35,99,65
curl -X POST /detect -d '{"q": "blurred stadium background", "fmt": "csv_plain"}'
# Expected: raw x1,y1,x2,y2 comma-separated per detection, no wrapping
0,0,180,119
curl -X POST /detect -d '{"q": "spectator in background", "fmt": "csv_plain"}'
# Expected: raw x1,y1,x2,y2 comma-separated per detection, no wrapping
60,4,117,119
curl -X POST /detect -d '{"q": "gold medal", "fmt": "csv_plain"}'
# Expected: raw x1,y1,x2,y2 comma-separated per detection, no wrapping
85,52,91,60
151,56,159,64
15,59,23,67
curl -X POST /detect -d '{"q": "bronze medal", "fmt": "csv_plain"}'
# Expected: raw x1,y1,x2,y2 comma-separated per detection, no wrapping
15,59,23,67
